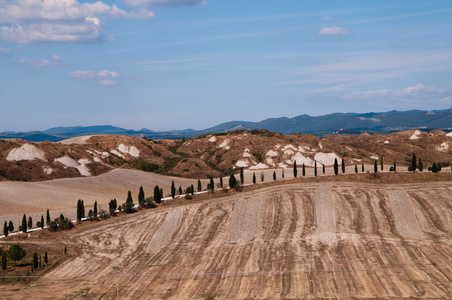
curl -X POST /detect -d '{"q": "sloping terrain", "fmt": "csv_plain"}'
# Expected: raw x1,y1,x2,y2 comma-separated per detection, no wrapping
1,129,452,182
1,181,451,299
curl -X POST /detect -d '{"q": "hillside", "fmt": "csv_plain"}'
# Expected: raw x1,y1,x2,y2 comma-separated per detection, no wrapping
1,129,452,182
1,180,451,299
1,108,452,142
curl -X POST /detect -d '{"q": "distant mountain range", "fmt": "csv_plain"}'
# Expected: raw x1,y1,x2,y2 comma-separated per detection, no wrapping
2,108,452,142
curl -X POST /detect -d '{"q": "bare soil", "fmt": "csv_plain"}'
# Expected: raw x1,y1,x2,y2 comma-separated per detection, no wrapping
1,179,451,299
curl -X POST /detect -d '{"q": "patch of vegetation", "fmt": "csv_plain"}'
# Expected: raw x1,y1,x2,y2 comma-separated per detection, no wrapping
252,152,262,162
162,157,182,172
133,160,161,173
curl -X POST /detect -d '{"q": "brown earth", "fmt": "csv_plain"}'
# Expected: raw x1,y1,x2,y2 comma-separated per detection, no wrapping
1,129,452,182
1,179,451,299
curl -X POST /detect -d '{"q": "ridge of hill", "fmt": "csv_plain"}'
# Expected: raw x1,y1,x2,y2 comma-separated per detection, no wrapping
0,129,451,182
1,108,452,142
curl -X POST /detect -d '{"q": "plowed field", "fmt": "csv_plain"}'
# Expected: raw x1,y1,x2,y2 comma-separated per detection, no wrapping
2,181,452,299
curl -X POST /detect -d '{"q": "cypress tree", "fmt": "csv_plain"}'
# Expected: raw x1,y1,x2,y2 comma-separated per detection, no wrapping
178,186,183,195
209,177,214,191
393,161,396,172
333,158,338,175
261,172,264,182
282,168,285,178
81,200,85,218
355,164,358,174
302,164,306,176
253,172,256,184
94,201,98,218
273,171,276,181
362,163,364,172
138,186,145,206
64,246,67,255
44,251,48,266
154,185,161,203
341,158,345,174
314,161,317,177
293,160,297,178
1,252,6,271
197,179,202,192
380,156,384,171
33,252,38,270
28,216,32,229
171,181,176,198
190,184,194,195
22,214,27,233
220,176,223,188
8,221,13,233
322,164,325,174
240,167,244,185
374,160,378,173
3,221,8,237
418,158,423,172
411,153,417,171
46,209,50,225
40,215,44,229
229,173,237,188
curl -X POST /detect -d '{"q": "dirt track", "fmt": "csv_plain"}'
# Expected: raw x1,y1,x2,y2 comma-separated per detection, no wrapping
1,181,452,299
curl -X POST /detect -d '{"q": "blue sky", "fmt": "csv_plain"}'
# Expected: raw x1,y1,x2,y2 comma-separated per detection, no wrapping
0,0,451,132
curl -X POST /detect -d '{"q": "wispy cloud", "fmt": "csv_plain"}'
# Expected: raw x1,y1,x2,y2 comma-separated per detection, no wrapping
17,54,62,67
318,26,350,36
121,0,206,8
0,46,11,54
0,0,154,43
68,69,121,86
343,84,452,99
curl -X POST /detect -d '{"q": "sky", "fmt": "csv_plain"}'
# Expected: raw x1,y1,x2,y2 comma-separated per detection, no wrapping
0,0,451,132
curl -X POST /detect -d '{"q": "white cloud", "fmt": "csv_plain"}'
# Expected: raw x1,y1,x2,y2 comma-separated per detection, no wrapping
321,16,332,21
318,26,350,36
0,0,154,43
69,69,121,86
17,54,62,66
440,96,452,103
0,46,11,54
122,0,206,8
343,84,452,100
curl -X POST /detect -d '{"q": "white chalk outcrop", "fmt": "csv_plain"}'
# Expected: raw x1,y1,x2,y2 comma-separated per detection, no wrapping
7,144,46,162
118,144,140,157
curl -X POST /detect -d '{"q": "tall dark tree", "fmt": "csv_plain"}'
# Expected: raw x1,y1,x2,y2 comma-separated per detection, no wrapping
7,244,26,266
282,168,285,178
380,156,384,171
229,173,237,189
46,209,50,225
33,252,38,270
355,164,358,174
302,164,306,176
154,185,162,203
411,153,417,171
81,200,85,218
333,158,338,175
190,184,194,195
40,215,44,229
123,191,135,213
293,160,297,178
138,186,145,206
220,176,223,188
1,252,6,271
374,160,378,173
322,164,325,174
273,171,276,181
77,199,82,221
3,221,8,237
253,172,256,184
8,221,13,233
28,216,32,229
22,214,27,233
393,161,396,172
44,251,48,266
197,179,202,192
178,186,183,195
94,200,98,218
240,167,244,185
418,158,423,172
314,161,317,177
261,172,264,182
171,181,176,198
362,163,364,173
109,199,117,215
341,158,345,174
209,177,214,191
